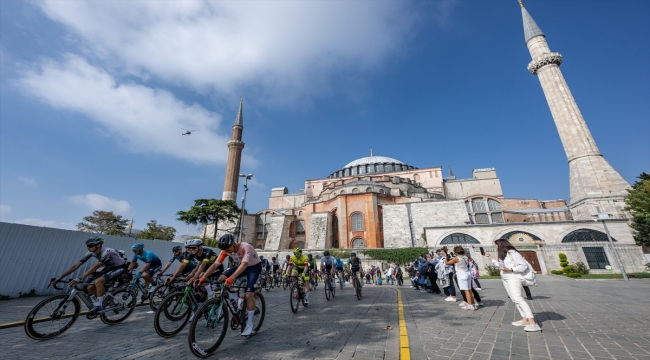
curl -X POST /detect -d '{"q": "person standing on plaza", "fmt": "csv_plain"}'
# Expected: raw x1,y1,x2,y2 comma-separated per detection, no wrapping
425,255,441,294
484,239,541,332
439,248,457,301
468,257,482,290
385,266,394,285
395,264,403,286
442,247,476,310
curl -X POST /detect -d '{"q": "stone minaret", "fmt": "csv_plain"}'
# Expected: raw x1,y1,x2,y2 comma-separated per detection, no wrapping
520,2,629,220
222,98,245,201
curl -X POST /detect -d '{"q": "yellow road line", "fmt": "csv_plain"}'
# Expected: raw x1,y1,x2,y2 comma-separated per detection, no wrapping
396,289,411,360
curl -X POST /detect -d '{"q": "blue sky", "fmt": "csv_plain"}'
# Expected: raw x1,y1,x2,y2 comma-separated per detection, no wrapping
1,0,648,236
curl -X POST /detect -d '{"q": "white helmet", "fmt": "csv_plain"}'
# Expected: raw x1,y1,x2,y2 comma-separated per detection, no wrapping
185,239,203,246
118,250,126,256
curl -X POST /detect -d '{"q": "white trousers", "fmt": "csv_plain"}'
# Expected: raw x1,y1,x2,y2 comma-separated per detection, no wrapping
501,272,534,319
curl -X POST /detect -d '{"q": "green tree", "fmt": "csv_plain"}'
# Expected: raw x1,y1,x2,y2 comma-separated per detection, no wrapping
137,220,177,241
625,172,650,247
76,210,128,236
176,199,240,239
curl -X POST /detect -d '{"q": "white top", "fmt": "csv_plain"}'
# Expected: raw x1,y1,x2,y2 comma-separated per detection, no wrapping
491,250,528,273
454,255,470,274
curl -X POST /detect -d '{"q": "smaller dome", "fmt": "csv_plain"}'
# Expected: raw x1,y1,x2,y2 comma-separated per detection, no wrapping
328,154,417,179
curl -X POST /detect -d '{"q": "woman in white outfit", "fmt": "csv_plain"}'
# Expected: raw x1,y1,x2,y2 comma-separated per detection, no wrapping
484,239,541,332
442,246,475,310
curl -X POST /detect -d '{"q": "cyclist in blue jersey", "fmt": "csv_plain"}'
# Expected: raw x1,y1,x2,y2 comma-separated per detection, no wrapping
158,245,197,277
320,251,337,287
334,257,345,286
128,243,162,300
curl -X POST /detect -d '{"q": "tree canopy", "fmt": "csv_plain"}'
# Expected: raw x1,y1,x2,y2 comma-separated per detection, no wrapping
77,210,128,236
137,220,176,241
177,199,240,239
625,172,650,247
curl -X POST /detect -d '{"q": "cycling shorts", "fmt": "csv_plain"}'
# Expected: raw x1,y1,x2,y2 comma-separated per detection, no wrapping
291,268,310,281
143,263,163,277
100,265,128,283
272,265,280,273
223,262,262,293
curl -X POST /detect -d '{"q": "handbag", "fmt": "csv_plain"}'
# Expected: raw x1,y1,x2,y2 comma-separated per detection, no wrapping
508,253,537,287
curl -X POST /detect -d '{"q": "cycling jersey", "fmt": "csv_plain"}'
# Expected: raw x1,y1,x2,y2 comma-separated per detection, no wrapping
308,258,317,270
289,254,309,269
321,256,336,266
132,250,162,267
334,260,344,270
79,247,125,269
271,260,280,272
216,242,260,266
348,257,362,271
184,247,217,265
170,252,197,271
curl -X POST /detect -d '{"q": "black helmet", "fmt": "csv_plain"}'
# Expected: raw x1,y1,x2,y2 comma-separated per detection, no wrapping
85,237,104,246
172,245,182,251
307,254,313,258
323,250,330,256
218,233,235,250
350,252,357,257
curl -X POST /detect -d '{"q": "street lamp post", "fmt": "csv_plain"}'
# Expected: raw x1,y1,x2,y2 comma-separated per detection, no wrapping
596,206,628,281
237,174,253,243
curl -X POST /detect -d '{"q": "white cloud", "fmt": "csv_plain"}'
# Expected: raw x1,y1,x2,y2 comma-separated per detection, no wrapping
14,218,76,230
69,193,131,214
18,55,240,164
0,204,12,214
18,176,38,186
35,1,424,103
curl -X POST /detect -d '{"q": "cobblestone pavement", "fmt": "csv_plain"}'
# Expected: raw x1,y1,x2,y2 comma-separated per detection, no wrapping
1,276,649,359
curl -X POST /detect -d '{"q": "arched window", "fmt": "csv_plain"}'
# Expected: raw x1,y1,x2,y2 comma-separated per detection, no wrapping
365,187,372,192
487,199,502,211
500,231,542,241
352,188,360,194
296,220,306,236
298,211,303,217
562,229,616,243
340,190,346,194
351,213,364,231
352,238,366,249
440,233,481,244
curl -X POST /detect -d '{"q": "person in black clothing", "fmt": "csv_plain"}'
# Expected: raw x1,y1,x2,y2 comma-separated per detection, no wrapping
425,255,441,294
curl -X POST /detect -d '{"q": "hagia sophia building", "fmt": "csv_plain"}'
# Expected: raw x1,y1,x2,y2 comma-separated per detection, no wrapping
207,2,647,274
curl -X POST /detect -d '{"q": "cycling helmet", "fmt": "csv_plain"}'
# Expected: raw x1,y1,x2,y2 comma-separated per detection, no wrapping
272,257,276,260
172,245,182,251
350,252,357,257
185,239,203,246
85,237,104,246
260,256,265,260
217,233,235,250
307,254,313,258
323,250,330,256
131,243,145,251
293,248,302,256
118,250,126,256
336,257,341,261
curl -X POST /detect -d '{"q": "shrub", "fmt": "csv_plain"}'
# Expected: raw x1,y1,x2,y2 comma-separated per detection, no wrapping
485,264,501,276
562,265,574,273
550,270,563,275
0,294,11,301
560,261,569,267
363,247,429,265
572,262,590,275
18,288,37,298
567,273,582,278
558,253,567,260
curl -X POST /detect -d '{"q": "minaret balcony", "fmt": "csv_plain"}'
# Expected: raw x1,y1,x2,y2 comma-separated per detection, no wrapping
527,52,563,75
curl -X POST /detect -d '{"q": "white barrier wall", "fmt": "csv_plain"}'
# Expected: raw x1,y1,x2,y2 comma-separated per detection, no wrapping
0,222,210,298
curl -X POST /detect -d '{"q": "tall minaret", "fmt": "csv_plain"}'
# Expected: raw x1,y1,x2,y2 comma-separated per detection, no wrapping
222,98,245,201
520,1,630,220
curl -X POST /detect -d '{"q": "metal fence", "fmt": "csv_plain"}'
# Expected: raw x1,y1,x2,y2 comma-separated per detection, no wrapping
0,222,197,298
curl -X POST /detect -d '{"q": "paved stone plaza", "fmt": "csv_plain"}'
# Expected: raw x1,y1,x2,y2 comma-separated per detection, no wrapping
1,276,648,359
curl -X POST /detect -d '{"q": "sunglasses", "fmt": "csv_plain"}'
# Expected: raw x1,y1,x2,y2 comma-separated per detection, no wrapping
186,247,198,250
87,244,96,249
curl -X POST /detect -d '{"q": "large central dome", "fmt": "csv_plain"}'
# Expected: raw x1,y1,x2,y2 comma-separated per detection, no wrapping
328,155,417,178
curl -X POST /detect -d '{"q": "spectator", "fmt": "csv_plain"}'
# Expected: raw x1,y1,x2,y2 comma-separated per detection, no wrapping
394,264,403,286
425,255,441,294
385,266,394,285
484,239,541,332
468,257,482,290
443,246,476,310
439,248,457,301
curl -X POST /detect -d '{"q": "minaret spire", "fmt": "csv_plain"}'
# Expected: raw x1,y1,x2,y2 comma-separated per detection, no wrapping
222,98,246,201
521,3,629,219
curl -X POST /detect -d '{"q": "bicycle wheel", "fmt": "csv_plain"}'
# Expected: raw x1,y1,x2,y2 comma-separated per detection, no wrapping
241,292,266,334
188,298,228,358
330,277,336,298
149,283,173,311
355,279,362,300
154,290,193,337
24,294,81,340
283,278,289,290
325,280,331,301
100,289,137,324
340,276,344,290
290,283,301,313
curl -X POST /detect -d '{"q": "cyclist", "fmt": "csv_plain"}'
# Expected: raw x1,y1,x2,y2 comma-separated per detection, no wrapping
334,257,345,286
167,239,223,301
128,243,163,300
158,245,197,278
282,254,291,275
260,256,271,289
287,248,311,304
348,252,364,290
320,251,336,287
200,234,262,336
50,237,127,315
307,254,318,288
270,256,281,284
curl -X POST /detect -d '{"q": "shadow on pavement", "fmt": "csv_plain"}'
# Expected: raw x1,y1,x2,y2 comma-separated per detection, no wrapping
535,311,566,325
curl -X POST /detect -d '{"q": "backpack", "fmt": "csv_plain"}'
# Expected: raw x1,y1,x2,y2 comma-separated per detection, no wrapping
418,262,429,276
